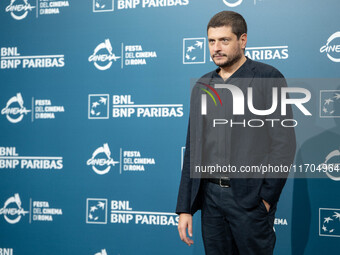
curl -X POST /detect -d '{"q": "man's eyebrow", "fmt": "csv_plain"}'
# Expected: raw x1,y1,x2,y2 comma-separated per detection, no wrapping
219,37,232,40
208,37,232,41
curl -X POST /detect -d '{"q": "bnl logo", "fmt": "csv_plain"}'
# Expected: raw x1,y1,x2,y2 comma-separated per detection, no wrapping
0,248,13,255
320,90,340,118
200,84,312,116
319,208,340,237
88,94,109,119
86,199,108,224
183,38,205,64
93,0,114,12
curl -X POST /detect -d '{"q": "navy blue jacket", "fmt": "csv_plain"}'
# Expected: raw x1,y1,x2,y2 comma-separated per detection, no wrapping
176,58,296,215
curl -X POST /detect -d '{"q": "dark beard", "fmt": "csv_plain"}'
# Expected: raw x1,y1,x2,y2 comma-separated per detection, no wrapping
214,52,242,68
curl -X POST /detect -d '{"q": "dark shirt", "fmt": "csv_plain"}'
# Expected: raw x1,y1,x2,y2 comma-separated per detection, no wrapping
201,58,251,178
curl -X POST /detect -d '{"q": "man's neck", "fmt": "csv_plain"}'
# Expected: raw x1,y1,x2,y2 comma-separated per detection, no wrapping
218,55,247,81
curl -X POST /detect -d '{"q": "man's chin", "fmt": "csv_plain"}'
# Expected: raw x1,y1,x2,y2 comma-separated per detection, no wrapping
214,60,230,68
212,58,228,67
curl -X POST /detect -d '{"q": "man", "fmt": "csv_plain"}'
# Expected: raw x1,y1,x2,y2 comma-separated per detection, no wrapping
176,11,296,255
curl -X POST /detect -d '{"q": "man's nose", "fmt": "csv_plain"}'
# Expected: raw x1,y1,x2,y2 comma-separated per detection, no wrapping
213,41,222,52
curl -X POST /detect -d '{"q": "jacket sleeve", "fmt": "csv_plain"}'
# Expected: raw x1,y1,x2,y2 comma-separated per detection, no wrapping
259,70,296,206
175,120,193,214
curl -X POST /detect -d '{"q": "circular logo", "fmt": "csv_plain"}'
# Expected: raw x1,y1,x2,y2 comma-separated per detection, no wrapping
88,39,120,71
87,143,119,175
1,93,31,123
320,149,340,181
5,0,35,20
1,194,28,224
223,0,243,7
320,32,340,63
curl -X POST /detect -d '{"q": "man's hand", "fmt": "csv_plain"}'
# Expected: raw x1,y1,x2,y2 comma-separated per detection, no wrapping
262,199,271,213
178,213,194,246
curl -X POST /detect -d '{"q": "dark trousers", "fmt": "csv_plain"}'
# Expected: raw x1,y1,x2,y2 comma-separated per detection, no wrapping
201,181,277,255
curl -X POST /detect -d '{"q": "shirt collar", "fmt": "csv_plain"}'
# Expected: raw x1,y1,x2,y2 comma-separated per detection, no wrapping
212,56,251,80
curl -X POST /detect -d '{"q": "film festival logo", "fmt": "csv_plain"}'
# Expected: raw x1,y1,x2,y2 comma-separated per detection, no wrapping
88,94,109,119
320,90,340,118
0,193,28,224
88,39,121,71
88,39,157,70
183,38,206,64
0,193,63,224
200,83,312,127
1,93,30,123
5,0,69,19
93,0,114,12
1,93,65,123
318,149,340,181
320,32,340,63
86,199,108,224
5,0,35,20
319,208,340,237
222,0,243,7
222,0,265,7
87,143,119,175
86,143,155,174
94,249,108,255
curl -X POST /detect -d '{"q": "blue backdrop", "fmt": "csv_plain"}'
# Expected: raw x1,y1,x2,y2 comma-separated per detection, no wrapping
1,0,340,254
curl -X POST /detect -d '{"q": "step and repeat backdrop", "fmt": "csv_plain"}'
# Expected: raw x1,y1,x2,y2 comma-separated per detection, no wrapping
0,0,339,254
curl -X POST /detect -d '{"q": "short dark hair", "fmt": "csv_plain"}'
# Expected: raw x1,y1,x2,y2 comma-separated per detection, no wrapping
207,11,247,39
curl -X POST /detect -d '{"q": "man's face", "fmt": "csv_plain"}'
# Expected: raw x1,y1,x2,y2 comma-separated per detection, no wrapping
208,26,247,68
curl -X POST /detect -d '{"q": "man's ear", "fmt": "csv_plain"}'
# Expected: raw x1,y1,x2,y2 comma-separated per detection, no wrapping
240,33,247,51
